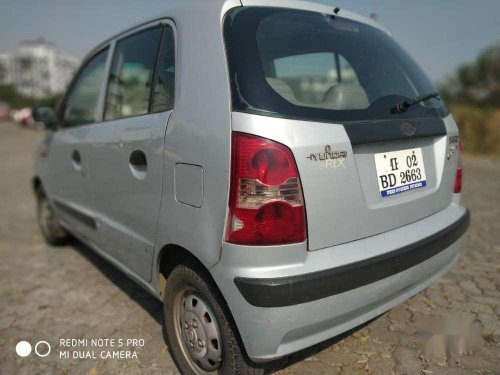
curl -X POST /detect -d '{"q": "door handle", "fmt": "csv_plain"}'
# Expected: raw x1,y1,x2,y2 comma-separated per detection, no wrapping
71,150,83,172
129,150,147,167
129,150,147,179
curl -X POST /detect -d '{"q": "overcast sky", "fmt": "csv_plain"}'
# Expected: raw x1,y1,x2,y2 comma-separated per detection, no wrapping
1,0,499,82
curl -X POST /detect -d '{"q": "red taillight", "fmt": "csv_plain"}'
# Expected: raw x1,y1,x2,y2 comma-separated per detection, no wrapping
454,141,463,193
225,133,307,245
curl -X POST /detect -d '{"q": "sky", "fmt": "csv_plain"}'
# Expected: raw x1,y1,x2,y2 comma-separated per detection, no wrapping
1,0,499,82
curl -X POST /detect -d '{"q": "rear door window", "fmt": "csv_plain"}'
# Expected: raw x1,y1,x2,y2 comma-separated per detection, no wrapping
104,27,163,120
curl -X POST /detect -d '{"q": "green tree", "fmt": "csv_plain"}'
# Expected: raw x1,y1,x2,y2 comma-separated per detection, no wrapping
449,44,500,105
0,84,61,109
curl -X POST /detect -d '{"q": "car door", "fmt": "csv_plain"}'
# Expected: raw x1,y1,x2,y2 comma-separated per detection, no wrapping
87,22,176,281
45,48,109,241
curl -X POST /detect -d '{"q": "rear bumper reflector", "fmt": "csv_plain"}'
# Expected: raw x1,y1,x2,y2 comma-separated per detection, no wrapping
234,209,469,307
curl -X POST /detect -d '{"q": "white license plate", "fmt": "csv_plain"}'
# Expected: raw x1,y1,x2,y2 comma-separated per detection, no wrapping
374,148,427,197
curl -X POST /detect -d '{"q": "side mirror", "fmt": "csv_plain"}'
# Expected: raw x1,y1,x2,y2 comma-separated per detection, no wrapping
32,106,58,129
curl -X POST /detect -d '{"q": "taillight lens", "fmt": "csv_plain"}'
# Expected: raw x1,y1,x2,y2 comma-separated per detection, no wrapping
454,141,463,193
225,133,307,245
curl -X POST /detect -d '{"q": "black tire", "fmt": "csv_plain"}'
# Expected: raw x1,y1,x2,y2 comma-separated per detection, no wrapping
36,188,70,246
163,263,265,375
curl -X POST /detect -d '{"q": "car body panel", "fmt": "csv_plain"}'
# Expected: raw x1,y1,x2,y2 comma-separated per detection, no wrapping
86,110,172,281
152,0,239,271
42,118,97,241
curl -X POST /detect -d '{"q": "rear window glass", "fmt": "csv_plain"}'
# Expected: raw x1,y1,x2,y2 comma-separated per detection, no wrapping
273,52,359,105
224,7,448,123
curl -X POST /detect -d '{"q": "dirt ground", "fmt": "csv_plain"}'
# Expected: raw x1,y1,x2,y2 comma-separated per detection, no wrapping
0,122,498,374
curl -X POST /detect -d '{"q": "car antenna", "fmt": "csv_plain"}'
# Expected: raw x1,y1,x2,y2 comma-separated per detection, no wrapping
331,7,340,20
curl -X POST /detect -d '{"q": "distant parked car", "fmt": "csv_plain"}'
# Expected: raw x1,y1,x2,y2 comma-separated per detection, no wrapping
0,102,9,121
12,107,33,126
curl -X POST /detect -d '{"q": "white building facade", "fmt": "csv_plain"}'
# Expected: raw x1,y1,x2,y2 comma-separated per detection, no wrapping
0,53,13,85
11,38,79,98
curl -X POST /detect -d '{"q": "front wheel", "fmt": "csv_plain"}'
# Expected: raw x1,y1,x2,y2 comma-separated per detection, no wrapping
163,263,264,375
36,189,69,245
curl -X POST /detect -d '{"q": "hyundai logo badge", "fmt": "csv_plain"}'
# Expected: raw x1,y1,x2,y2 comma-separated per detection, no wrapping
400,122,416,136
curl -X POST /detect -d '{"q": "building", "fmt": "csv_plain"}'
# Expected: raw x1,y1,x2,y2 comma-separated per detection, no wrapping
0,53,13,85
11,38,79,98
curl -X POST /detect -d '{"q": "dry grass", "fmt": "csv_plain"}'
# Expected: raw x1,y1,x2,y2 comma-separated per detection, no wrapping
450,105,500,156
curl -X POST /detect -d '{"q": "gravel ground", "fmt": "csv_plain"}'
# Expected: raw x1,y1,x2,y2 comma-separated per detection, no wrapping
0,122,498,374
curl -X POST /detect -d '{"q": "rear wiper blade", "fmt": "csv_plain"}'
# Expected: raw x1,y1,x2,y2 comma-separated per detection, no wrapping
391,92,440,114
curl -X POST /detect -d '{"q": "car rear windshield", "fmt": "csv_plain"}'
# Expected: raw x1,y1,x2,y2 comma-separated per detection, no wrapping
224,7,448,123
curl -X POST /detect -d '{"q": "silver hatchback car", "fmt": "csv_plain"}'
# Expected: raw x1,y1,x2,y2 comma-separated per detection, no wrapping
32,1,469,373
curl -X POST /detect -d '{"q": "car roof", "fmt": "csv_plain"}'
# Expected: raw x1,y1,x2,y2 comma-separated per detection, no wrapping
82,0,389,64
240,0,390,35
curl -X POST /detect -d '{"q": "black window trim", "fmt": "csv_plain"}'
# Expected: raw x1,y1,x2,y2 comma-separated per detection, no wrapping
150,20,177,115
148,28,166,114
149,24,177,115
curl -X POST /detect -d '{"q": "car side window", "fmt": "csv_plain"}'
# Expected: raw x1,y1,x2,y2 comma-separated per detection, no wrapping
104,27,163,120
151,26,175,112
62,48,108,127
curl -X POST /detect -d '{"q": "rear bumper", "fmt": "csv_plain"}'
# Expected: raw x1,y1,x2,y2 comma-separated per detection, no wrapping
235,209,469,308
210,204,469,362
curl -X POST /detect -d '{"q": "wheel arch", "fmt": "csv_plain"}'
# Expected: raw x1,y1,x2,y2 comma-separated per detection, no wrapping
33,176,42,192
32,176,45,200
156,244,211,299
156,243,260,369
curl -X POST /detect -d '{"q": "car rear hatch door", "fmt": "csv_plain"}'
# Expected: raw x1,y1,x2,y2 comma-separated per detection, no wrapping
231,113,460,251
225,5,460,250
296,116,459,250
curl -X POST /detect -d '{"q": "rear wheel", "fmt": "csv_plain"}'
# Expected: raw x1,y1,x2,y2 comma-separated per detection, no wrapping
36,189,69,245
163,263,264,375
